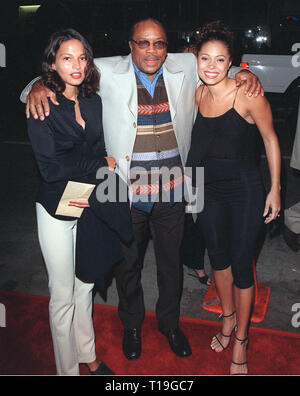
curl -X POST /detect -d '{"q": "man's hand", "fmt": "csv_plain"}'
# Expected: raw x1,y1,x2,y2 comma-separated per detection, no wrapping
105,156,116,171
235,70,264,97
26,80,59,120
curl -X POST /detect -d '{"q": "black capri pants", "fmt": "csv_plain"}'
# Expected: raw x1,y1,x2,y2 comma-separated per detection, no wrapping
197,166,265,289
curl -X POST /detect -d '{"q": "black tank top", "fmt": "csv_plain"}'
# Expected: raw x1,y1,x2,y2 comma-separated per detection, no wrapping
186,87,259,184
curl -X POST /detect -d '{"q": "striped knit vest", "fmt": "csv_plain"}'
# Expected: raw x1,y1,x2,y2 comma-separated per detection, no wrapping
130,74,184,212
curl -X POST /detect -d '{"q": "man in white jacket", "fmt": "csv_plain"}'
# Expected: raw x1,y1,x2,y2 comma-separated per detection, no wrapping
23,17,262,361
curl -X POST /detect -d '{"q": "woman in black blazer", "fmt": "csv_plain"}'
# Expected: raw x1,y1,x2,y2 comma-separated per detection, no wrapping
27,29,131,376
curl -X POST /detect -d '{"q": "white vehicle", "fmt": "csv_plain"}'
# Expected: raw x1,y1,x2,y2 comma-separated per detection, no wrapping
240,49,299,132
230,0,300,108
240,53,299,94
237,1,300,132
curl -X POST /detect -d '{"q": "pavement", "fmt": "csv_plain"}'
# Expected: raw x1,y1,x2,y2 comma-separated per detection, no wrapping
0,95,299,336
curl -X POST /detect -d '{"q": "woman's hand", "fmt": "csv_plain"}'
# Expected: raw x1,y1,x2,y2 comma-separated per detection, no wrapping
263,188,281,224
105,156,116,171
67,158,116,208
68,198,90,208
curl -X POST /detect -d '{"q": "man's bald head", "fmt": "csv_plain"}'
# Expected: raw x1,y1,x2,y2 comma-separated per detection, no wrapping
129,17,167,42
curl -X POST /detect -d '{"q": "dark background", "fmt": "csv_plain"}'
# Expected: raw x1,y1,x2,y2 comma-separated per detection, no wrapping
2,1,300,67
0,0,299,147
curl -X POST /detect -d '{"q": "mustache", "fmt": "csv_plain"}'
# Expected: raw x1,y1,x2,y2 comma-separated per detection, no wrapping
144,56,160,61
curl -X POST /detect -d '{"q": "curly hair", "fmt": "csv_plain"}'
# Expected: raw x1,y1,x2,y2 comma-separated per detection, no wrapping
41,28,99,97
196,21,234,60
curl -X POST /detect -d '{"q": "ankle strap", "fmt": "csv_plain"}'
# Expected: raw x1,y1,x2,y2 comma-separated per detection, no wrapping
219,311,236,320
235,334,248,344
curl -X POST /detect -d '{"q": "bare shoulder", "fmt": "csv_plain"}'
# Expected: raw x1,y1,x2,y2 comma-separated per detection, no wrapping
237,87,270,112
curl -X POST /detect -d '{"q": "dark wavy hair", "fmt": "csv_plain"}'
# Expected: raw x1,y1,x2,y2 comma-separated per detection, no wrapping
196,21,234,60
41,28,99,97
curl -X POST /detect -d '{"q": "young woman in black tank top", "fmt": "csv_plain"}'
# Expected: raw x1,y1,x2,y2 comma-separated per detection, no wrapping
186,22,281,375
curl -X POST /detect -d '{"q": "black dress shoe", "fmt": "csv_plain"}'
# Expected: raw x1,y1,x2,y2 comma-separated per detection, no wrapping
123,328,141,360
282,224,300,252
162,327,192,357
90,361,114,375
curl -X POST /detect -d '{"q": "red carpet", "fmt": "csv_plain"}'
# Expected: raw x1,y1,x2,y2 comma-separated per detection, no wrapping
0,291,300,375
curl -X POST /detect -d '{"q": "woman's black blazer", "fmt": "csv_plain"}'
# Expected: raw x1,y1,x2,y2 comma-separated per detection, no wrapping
27,93,132,297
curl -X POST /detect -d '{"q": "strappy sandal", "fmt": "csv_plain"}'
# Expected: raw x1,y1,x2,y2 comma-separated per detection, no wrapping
231,334,249,376
188,269,212,286
211,311,236,352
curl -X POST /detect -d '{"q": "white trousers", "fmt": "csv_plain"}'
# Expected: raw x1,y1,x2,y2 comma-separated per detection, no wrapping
36,203,96,375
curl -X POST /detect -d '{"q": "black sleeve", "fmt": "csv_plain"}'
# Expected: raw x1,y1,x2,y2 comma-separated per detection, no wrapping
27,116,107,183
91,96,108,160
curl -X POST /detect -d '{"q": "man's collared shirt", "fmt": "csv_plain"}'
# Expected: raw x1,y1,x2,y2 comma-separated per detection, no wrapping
132,62,163,98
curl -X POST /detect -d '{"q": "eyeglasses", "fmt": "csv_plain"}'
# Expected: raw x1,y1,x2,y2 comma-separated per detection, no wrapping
131,39,168,50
